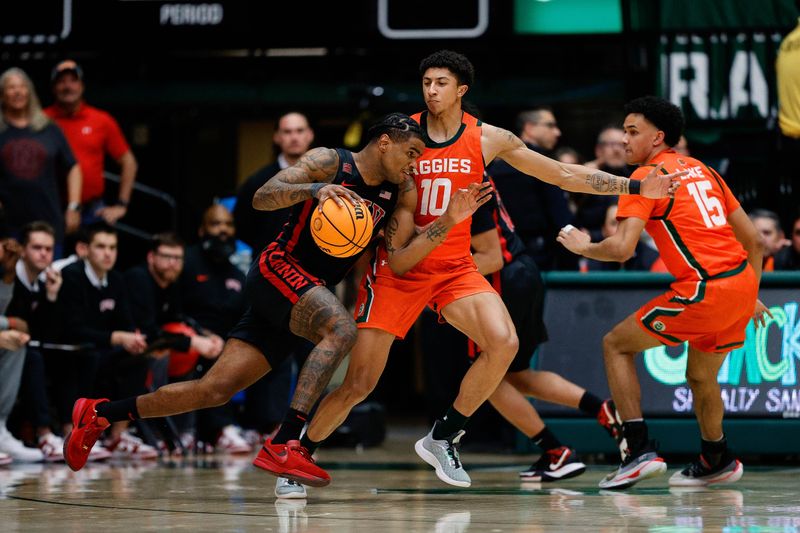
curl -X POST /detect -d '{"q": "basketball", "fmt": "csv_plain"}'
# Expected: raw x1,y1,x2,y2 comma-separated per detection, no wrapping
310,198,373,258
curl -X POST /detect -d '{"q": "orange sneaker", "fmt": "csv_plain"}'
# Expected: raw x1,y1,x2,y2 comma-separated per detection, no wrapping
253,439,330,487
63,398,110,471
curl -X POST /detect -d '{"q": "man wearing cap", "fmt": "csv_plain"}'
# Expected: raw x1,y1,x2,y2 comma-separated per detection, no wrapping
45,60,137,226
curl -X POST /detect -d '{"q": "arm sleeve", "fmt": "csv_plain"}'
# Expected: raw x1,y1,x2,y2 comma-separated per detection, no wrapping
51,124,77,169
616,167,657,221
102,113,131,160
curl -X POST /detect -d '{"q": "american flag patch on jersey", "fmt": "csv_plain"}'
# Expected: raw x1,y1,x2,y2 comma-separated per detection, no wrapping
342,162,352,174
379,190,392,200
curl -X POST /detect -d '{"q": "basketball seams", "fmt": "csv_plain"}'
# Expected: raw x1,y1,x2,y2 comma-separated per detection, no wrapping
311,200,373,257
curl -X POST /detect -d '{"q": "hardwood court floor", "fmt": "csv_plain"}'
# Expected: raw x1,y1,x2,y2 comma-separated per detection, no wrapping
2,433,799,532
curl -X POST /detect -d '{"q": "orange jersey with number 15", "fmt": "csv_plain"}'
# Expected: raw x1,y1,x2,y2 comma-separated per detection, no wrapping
411,111,485,262
617,150,747,282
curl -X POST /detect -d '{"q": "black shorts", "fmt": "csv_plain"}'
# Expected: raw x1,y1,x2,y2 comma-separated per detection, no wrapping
470,253,548,372
227,246,322,368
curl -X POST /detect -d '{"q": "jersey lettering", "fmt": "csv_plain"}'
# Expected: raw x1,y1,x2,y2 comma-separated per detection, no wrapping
417,158,471,175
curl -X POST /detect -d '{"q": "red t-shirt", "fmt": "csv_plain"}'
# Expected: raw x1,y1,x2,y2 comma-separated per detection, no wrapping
45,102,130,203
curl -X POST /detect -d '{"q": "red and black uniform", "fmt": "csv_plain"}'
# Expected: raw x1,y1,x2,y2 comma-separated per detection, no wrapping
468,175,548,372
228,149,399,366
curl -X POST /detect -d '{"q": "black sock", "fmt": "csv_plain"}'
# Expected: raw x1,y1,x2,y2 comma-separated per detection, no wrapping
300,434,321,454
96,397,140,423
531,426,562,452
578,392,604,417
622,420,648,453
432,406,469,440
701,435,728,467
272,409,308,444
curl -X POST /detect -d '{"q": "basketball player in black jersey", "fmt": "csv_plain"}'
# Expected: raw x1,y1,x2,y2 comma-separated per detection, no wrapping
63,113,492,483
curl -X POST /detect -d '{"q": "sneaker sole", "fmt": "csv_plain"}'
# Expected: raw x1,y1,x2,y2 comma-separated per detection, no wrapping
668,461,743,487
414,438,471,488
253,455,331,488
520,462,587,482
275,488,308,499
599,459,667,490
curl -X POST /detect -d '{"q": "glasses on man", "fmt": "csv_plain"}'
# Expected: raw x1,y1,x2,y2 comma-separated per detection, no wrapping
155,252,184,262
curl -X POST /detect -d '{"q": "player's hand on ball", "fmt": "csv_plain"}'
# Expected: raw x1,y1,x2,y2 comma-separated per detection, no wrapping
640,162,687,199
445,182,493,225
557,224,590,255
314,184,364,211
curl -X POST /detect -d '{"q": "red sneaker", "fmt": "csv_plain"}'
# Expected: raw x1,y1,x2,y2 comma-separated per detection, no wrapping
597,399,624,446
253,439,330,487
63,398,110,471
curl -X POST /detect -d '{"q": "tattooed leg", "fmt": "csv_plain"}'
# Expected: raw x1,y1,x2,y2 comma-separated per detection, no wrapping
288,286,358,413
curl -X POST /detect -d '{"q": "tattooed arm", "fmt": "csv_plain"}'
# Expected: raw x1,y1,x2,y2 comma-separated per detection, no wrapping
252,148,362,211
481,124,682,198
385,179,493,275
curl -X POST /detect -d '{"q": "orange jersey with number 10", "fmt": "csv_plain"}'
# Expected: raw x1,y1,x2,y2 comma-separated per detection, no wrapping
410,111,485,263
617,149,747,282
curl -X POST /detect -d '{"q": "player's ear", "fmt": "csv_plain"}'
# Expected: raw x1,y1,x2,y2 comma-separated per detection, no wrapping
379,133,391,152
457,84,468,98
653,130,665,146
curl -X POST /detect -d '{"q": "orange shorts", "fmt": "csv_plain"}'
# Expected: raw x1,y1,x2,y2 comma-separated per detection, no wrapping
354,251,496,339
635,262,758,353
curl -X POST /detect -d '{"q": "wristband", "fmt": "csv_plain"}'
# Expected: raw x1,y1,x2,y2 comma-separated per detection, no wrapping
628,179,641,195
67,202,81,211
116,199,129,208
0,316,8,331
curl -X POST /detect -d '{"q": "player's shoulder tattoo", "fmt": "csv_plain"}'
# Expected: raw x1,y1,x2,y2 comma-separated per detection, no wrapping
399,176,417,194
298,147,339,183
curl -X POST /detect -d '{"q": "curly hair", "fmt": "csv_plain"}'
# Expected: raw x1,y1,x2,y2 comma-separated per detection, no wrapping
365,112,423,144
623,96,684,147
419,50,475,87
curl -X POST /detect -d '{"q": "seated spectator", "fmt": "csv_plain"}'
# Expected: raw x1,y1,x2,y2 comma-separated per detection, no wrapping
6,222,67,461
58,224,151,460
179,205,251,453
0,218,40,463
125,233,223,452
774,212,800,270
749,209,790,272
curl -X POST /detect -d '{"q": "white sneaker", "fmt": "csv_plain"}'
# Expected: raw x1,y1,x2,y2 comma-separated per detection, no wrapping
38,433,65,462
216,425,252,455
0,451,11,466
105,431,159,460
0,427,43,463
275,477,307,499
88,444,112,462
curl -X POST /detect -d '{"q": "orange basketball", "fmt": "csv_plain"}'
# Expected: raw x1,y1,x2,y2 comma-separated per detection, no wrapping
310,198,373,258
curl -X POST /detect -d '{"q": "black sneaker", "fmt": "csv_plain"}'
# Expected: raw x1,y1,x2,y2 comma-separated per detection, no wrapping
669,452,743,487
519,446,586,482
599,440,667,490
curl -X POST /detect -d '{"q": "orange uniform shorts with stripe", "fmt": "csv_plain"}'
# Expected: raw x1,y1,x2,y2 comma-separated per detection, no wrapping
635,263,758,353
354,253,496,339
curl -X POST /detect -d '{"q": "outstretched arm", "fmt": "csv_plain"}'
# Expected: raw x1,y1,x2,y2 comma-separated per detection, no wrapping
557,217,646,263
482,124,682,198
252,148,363,211
385,179,492,275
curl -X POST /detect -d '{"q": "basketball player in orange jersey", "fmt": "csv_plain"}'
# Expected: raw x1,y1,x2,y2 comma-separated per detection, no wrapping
558,96,769,489
60,114,491,484
272,50,685,490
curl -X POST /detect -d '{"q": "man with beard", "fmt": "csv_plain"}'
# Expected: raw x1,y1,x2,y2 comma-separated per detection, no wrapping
122,233,222,456
179,206,252,453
